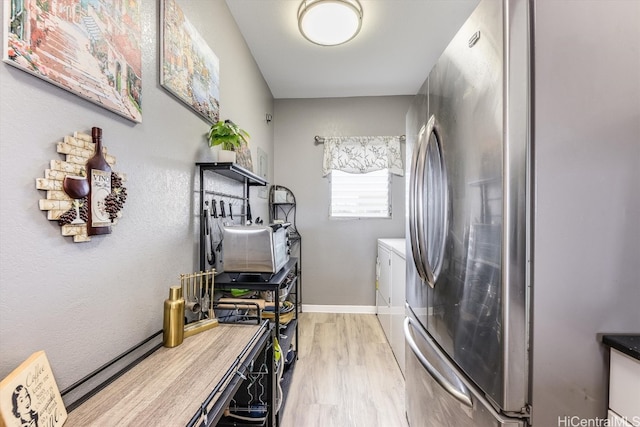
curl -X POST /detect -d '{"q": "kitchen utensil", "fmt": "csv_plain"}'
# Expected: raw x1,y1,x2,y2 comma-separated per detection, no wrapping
220,200,226,218
201,272,210,315
204,201,214,265
185,300,201,314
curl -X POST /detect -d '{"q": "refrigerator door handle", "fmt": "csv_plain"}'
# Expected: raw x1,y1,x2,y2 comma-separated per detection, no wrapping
409,124,431,284
415,119,433,285
410,115,448,288
404,316,473,408
418,115,448,287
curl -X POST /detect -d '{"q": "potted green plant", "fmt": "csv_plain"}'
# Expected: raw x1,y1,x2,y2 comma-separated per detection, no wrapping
207,120,249,163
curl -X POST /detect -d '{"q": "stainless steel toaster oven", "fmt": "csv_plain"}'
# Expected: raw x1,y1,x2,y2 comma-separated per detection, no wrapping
222,223,290,274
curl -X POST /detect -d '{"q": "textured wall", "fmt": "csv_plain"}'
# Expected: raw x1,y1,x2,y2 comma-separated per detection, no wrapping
273,96,412,307
0,0,274,388
531,0,640,423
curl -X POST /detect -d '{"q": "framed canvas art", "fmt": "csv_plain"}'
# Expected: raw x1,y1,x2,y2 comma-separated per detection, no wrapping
160,0,220,124
2,0,142,123
257,147,268,181
235,140,253,172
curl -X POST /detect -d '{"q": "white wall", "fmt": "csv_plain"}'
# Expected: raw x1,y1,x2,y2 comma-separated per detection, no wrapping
273,96,412,307
531,0,640,423
0,0,274,388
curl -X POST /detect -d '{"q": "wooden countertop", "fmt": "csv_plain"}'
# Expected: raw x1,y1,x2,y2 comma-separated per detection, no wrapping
66,323,262,426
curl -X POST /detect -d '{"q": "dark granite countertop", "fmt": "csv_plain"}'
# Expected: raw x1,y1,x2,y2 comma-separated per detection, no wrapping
602,334,640,361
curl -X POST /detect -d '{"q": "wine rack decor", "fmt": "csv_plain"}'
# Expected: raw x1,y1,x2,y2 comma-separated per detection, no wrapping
36,128,127,243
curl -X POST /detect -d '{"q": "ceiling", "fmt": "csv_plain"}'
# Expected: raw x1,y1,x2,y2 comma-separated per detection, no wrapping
225,0,480,99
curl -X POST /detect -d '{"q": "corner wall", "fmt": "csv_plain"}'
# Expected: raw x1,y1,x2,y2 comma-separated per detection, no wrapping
273,96,412,307
531,0,640,423
0,0,274,388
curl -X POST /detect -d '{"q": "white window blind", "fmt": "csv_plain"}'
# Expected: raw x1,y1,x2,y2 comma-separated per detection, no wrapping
330,169,391,218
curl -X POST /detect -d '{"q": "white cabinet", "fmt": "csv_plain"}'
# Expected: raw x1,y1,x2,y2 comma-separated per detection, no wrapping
609,348,640,421
376,243,392,341
390,250,406,376
376,239,406,376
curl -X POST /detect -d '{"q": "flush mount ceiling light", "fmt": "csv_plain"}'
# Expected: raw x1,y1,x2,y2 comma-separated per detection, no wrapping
298,0,363,46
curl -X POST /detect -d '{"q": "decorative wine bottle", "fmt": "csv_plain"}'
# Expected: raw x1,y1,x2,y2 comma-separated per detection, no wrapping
86,127,112,235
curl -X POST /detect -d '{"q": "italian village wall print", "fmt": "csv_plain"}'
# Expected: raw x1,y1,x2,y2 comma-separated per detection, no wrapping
3,0,142,123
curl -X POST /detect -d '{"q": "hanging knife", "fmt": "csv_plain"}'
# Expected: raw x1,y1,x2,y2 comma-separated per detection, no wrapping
211,198,218,218
246,202,252,223
229,203,233,220
203,201,210,235
219,200,226,218
204,201,215,265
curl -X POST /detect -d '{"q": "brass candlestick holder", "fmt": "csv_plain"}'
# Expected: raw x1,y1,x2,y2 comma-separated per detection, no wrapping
181,269,218,338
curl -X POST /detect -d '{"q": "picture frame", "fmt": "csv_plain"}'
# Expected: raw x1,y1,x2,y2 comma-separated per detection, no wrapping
2,0,142,123
257,147,268,180
0,351,67,427
235,140,253,172
160,0,220,124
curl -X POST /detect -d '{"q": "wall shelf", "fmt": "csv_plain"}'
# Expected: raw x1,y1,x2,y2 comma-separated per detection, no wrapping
196,163,268,272
196,162,267,186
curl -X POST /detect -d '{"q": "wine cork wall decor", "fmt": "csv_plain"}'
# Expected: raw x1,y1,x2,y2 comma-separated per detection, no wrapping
35,129,128,243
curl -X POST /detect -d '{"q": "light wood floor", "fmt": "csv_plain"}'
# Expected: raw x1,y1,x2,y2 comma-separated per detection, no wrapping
280,312,408,427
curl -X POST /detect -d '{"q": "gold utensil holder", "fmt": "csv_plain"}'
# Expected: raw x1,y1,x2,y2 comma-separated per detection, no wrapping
181,269,218,339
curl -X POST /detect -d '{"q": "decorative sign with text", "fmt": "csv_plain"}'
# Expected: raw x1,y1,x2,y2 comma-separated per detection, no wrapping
0,351,67,427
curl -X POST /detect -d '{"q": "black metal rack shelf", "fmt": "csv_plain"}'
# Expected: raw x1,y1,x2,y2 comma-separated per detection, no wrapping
268,186,302,310
196,162,267,186
215,258,299,427
196,162,268,272
188,323,275,427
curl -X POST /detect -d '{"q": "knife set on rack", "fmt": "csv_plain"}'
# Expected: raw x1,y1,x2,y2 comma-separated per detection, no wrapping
163,270,218,348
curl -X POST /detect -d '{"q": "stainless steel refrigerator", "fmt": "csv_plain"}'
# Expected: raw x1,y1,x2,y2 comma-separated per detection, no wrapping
405,0,640,426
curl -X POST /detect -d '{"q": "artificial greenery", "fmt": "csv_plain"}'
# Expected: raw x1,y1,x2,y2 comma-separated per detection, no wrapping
207,120,250,151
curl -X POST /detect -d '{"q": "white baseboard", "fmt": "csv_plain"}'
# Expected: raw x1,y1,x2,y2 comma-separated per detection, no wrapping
301,304,377,314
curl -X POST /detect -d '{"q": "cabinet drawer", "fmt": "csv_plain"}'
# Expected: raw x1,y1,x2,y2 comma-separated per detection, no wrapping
610,348,640,419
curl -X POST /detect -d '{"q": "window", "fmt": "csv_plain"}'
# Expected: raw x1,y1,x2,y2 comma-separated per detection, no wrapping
330,169,391,218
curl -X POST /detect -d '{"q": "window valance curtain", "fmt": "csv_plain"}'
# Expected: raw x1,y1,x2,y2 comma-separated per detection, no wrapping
322,136,403,177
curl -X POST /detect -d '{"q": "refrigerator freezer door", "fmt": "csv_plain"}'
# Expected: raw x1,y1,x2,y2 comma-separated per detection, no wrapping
405,309,525,427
